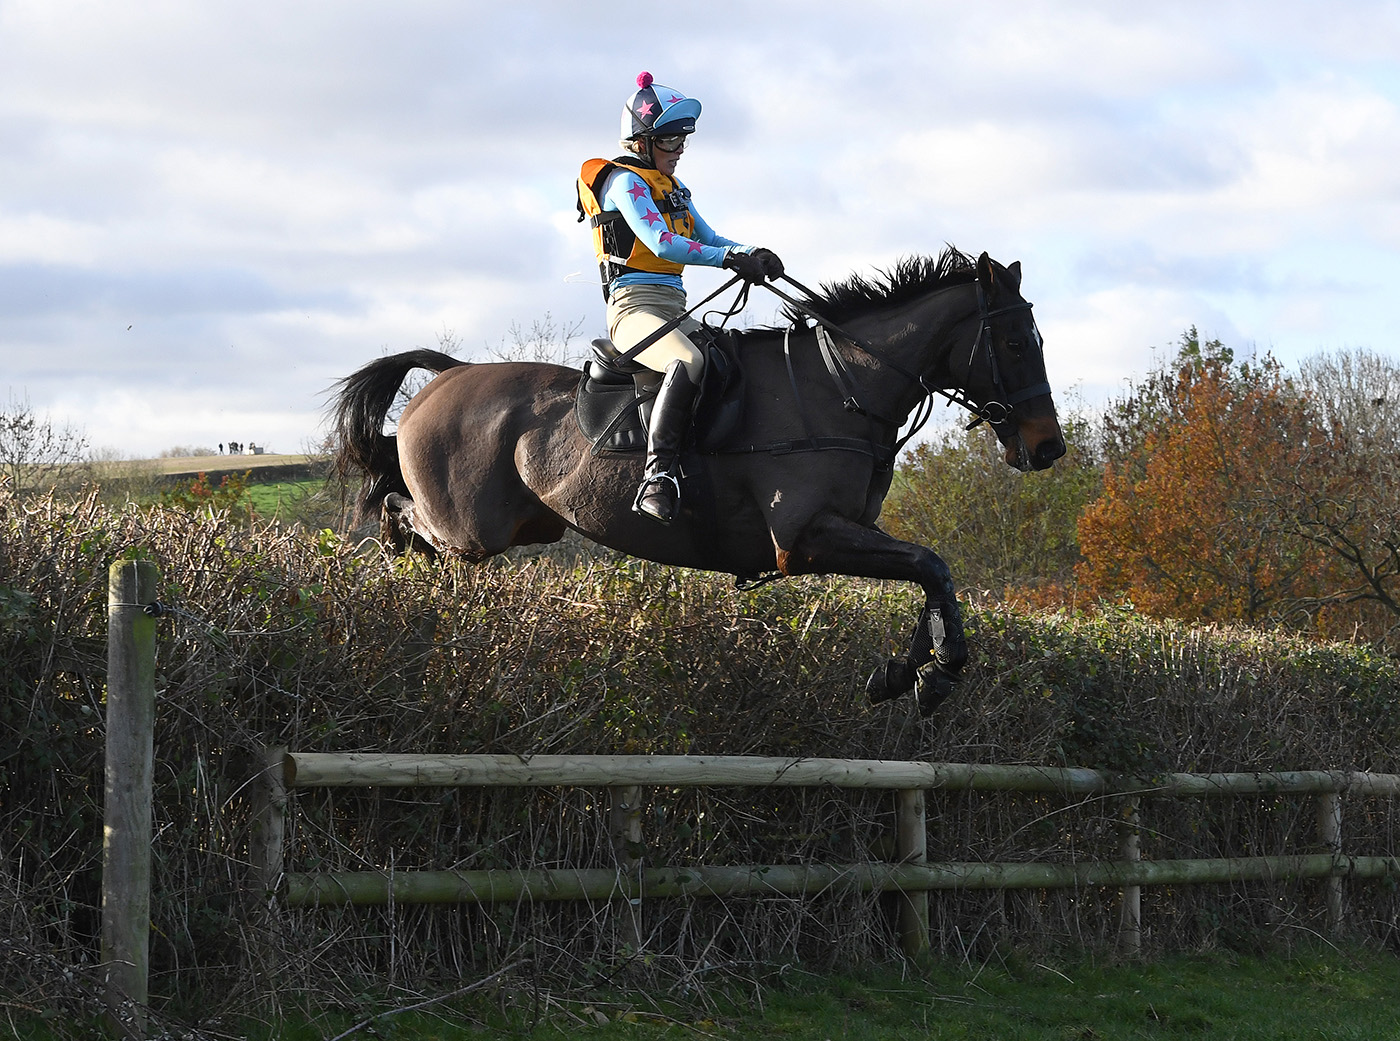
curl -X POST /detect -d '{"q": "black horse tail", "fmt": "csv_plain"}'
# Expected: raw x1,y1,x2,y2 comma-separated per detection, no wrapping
330,349,468,525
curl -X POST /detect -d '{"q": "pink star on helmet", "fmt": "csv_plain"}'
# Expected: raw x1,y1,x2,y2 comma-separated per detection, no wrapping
627,179,648,202
666,94,683,104
641,207,664,227
637,100,655,117
686,240,705,253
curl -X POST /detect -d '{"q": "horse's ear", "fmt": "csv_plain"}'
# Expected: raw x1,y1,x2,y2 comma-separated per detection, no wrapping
976,251,993,285
977,253,1023,297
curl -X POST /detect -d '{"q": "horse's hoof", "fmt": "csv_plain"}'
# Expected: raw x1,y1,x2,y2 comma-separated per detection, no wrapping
867,659,915,705
933,641,969,679
916,665,955,718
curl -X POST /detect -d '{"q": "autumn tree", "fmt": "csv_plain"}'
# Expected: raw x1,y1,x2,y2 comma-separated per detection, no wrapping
1262,348,1400,645
881,408,1101,598
1076,330,1336,624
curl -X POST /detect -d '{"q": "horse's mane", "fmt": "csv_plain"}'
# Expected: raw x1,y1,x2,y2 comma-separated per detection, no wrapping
782,245,977,326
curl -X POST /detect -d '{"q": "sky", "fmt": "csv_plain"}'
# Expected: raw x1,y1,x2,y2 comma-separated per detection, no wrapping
3,0,1400,459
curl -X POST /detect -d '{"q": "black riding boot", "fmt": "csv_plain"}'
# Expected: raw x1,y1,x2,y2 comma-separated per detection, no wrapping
633,359,699,524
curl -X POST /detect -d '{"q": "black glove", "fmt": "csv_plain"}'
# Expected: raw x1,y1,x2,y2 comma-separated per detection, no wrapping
722,249,767,283
752,247,785,280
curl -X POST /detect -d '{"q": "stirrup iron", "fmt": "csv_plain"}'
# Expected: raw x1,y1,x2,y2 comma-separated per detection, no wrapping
633,472,681,522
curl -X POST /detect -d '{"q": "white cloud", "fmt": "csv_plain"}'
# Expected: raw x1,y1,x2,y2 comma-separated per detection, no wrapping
1218,76,1400,218
1,1,1399,456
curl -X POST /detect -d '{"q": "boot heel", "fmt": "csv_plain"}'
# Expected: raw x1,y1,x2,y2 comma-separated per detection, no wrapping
633,473,681,523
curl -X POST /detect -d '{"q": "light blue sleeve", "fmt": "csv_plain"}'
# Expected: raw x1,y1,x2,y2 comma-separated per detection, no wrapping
601,169,751,269
688,198,748,255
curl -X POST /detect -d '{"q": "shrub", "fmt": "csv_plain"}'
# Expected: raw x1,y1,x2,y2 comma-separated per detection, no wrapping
1,488,1396,1034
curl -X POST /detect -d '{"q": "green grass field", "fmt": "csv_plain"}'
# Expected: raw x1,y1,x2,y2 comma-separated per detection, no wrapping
167,949,1399,1041
245,476,326,520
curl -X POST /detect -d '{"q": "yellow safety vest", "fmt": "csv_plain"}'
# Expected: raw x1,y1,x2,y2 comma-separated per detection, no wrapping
577,157,698,294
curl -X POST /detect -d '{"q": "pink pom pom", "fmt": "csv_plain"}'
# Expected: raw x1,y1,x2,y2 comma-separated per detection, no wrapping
636,71,653,89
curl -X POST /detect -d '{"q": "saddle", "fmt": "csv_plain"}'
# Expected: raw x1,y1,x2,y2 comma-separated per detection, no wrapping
574,327,745,454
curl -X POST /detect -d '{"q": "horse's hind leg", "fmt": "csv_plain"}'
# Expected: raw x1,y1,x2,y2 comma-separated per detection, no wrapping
781,516,968,717
382,492,438,557
398,483,568,564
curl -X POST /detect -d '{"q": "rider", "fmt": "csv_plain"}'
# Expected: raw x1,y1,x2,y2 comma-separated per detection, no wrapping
577,71,784,524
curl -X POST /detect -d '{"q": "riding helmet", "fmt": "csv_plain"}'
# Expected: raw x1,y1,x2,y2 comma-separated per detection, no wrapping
621,71,701,139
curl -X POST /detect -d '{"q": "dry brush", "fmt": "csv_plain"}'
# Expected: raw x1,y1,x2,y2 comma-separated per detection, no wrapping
1,488,1398,1031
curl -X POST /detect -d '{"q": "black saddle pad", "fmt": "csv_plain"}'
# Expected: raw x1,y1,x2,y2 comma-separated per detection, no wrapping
574,366,653,453
574,331,745,455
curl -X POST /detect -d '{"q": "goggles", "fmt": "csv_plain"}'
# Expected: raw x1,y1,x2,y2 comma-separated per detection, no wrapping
651,133,690,153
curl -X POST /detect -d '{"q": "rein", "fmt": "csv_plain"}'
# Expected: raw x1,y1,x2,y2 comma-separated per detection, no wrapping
604,265,1048,470
611,274,747,365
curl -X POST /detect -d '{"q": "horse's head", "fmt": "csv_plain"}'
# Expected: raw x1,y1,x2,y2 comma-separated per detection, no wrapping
960,253,1066,472
774,246,1066,472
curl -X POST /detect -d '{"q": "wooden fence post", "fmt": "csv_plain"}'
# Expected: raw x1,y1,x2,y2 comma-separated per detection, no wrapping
1317,790,1344,936
1118,796,1142,955
252,746,288,894
895,788,929,957
102,559,160,1038
609,785,645,952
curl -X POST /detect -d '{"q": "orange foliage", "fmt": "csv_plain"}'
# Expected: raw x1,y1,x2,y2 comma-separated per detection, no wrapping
1077,355,1338,624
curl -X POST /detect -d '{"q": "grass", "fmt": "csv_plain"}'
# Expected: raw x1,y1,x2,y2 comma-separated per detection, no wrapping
88,454,335,521
245,476,327,520
108,948,1396,1041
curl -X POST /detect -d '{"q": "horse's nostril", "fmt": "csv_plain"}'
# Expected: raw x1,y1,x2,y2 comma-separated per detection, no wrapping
1034,439,1067,470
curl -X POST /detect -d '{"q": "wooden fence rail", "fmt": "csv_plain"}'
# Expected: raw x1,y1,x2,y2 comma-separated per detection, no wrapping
282,752,1400,796
266,752,1400,958
101,555,1400,1027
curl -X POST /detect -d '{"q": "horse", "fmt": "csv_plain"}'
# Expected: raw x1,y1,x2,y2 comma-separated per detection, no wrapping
332,247,1065,715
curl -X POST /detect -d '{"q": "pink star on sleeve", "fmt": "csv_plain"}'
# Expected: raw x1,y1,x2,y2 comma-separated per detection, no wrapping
641,207,664,227
627,179,649,202
686,240,705,254
659,231,677,244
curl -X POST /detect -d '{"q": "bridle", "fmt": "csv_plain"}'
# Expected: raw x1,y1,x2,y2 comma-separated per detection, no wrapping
960,280,1052,429
762,273,1049,448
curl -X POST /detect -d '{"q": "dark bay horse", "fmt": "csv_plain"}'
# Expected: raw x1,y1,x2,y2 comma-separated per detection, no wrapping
333,248,1065,714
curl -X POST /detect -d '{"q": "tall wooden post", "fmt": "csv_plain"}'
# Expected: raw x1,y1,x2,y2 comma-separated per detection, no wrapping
895,788,929,957
102,559,160,1038
609,785,645,952
249,746,289,982
252,746,288,894
1118,796,1142,955
1317,790,1344,936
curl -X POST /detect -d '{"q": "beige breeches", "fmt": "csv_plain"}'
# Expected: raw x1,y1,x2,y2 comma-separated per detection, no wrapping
606,283,705,382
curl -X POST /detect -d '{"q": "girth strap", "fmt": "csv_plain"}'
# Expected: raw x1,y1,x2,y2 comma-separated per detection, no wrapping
710,435,896,471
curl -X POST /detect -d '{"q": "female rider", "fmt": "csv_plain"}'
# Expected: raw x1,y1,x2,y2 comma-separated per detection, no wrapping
577,72,783,524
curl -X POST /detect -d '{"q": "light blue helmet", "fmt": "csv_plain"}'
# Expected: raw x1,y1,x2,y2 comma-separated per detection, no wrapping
621,71,701,139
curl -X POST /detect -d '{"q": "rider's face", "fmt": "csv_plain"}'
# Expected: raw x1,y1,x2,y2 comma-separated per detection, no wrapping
651,134,686,175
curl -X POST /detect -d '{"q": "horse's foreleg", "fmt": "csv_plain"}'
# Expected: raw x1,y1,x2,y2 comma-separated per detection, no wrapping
780,517,968,717
871,598,965,717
